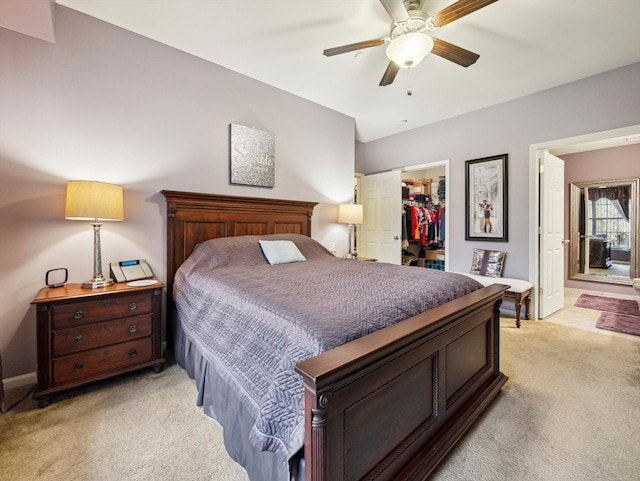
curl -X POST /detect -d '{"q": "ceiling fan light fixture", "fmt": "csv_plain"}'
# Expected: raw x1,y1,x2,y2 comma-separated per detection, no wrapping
386,32,434,68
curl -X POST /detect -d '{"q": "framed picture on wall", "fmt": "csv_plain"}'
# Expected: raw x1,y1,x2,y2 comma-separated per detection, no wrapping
229,123,275,188
465,154,508,241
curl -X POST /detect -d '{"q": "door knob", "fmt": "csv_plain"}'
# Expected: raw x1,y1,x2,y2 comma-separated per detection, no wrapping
394,236,399,240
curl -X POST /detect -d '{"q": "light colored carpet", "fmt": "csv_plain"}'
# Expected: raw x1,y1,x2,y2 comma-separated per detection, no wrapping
1,318,639,481
0,362,249,481
430,318,640,481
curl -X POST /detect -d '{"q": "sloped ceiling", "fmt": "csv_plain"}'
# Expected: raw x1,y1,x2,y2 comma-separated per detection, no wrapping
3,1,640,143
0,0,55,43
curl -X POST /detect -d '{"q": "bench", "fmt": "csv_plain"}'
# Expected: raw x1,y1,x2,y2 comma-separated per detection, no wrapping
455,272,533,328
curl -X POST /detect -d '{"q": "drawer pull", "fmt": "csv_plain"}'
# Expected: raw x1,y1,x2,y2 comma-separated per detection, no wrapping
128,349,137,358
104,348,110,355
129,302,137,311
74,362,84,371
104,323,110,330
104,300,110,307
74,310,83,319
74,335,84,344
129,325,137,333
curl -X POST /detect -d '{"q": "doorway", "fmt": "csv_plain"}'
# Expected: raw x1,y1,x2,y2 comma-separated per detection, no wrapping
357,159,450,265
529,124,640,320
399,161,449,269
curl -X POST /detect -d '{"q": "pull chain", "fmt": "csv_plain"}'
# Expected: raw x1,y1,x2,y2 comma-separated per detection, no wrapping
407,67,413,96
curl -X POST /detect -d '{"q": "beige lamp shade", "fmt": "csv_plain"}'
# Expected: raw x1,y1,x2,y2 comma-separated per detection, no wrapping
65,181,124,221
338,203,363,225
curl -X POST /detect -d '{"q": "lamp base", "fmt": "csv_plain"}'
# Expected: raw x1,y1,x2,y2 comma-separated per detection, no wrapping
81,276,114,289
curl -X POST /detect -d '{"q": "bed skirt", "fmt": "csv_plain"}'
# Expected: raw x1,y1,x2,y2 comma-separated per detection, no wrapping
174,318,304,481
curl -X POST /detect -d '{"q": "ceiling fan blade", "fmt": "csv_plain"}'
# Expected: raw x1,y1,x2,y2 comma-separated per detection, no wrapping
431,38,480,67
433,0,498,27
379,0,409,22
323,39,385,57
379,61,400,86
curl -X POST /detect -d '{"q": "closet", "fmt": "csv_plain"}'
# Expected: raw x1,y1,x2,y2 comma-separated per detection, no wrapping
400,166,446,270
357,161,449,268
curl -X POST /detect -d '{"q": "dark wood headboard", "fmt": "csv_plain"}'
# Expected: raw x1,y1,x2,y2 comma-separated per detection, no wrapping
161,190,317,290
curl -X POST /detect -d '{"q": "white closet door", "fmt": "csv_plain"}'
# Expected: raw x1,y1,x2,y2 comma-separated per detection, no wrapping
359,170,402,264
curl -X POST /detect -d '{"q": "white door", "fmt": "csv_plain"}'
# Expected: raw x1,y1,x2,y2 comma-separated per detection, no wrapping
582,190,591,275
359,170,402,264
539,151,565,318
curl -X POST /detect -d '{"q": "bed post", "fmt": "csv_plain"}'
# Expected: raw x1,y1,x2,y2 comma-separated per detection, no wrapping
493,297,503,373
310,401,329,481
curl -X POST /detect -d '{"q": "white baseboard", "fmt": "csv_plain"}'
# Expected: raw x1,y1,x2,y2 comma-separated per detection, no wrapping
3,372,36,391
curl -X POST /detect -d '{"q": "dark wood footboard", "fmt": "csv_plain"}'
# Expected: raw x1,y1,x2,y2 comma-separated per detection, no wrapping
296,284,508,481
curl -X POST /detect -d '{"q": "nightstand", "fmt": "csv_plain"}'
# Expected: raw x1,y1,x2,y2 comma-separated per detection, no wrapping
31,280,165,407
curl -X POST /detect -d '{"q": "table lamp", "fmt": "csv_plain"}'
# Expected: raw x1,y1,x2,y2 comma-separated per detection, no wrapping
65,180,124,288
338,203,363,259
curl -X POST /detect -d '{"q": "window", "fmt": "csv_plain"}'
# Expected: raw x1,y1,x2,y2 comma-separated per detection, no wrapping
589,197,631,248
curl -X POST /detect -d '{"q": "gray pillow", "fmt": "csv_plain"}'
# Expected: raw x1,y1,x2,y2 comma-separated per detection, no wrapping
470,248,506,278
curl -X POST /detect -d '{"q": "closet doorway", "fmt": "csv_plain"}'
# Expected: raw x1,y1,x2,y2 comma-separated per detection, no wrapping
357,160,449,266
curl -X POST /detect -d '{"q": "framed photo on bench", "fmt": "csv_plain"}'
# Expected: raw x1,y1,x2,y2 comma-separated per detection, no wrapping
465,154,508,241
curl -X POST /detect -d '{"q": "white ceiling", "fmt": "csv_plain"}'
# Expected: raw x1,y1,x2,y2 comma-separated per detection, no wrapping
15,1,640,142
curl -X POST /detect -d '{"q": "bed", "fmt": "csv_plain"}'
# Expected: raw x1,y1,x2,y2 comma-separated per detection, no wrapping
589,238,612,268
162,190,508,481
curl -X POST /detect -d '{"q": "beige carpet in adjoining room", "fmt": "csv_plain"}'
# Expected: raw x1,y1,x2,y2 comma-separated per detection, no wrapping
1,318,639,481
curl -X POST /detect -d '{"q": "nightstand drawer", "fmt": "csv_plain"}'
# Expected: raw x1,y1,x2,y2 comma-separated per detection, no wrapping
52,293,152,329
52,314,153,357
53,338,153,385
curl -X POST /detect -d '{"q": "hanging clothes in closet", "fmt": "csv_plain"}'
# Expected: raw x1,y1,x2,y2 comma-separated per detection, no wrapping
402,203,444,247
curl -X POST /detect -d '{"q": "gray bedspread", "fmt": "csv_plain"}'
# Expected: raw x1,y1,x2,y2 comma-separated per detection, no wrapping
173,234,481,469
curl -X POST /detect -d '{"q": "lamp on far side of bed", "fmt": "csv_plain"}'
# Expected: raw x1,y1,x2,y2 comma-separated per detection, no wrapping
65,180,124,288
338,203,363,260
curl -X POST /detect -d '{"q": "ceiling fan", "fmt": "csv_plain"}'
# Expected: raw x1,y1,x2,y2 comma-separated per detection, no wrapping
323,0,498,86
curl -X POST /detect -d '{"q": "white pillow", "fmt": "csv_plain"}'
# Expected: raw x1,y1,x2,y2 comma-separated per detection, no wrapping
259,240,306,265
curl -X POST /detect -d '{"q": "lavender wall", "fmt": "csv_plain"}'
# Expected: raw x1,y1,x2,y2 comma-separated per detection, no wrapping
356,63,640,288
562,143,640,290
0,7,355,378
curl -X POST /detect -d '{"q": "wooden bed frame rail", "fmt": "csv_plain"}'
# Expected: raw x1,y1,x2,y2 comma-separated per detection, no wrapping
296,284,507,481
162,190,508,481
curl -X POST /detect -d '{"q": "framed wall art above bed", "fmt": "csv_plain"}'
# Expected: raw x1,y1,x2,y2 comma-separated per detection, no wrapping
229,123,276,188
